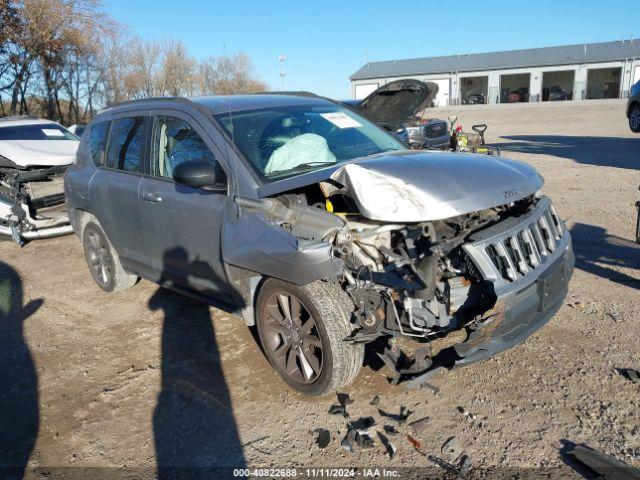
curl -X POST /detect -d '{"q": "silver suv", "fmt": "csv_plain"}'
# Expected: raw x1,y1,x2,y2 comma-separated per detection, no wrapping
65,95,574,396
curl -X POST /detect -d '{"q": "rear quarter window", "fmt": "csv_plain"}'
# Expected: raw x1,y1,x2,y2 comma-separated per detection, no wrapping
89,121,110,166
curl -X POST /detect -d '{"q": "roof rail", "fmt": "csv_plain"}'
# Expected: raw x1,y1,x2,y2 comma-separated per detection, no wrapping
256,91,320,98
98,96,193,114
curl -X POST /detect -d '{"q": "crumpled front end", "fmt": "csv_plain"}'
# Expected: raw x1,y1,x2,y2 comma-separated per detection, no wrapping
0,165,73,245
222,149,572,379
454,196,574,364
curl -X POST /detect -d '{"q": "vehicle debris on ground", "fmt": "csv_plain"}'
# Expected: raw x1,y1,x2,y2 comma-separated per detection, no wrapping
564,442,640,480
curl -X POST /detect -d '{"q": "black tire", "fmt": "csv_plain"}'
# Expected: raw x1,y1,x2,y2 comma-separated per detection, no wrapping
629,103,640,133
255,279,364,396
82,222,138,292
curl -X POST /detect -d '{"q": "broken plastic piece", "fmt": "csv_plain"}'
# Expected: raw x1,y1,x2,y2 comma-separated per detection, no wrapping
378,406,413,425
328,392,352,418
566,443,640,480
404,366,446,391
441,436,462,462
408,416,430,435
328,404,348,418
377,342,444,390
337,392,354,407
377,432,396,459
340,429,356,453
383,425,399,436
376,351,402,385
348,416,376,431
354,431,375,449
313,428,331,449
616,367,640,384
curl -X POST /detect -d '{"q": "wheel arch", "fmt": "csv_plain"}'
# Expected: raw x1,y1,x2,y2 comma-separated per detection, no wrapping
70,208,98,240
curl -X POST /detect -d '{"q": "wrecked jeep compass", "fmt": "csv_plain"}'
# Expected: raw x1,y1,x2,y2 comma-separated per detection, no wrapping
65,95,574,396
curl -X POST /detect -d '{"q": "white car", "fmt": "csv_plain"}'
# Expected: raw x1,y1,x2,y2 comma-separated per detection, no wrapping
0,116,79,244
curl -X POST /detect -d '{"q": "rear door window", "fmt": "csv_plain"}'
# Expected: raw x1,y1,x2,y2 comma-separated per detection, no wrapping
89,121,110,166
106,117,145,172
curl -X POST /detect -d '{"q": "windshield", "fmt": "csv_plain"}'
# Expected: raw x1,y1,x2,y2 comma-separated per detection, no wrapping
0,123,79,141
214,103,405,180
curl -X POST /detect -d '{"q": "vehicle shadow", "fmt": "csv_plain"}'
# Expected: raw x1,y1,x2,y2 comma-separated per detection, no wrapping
498,135,640,169
150,247,246,479
0,260,42,480
570,223,640,288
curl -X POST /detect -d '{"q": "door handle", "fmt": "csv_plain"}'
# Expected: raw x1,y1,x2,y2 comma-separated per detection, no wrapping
142,192,163,203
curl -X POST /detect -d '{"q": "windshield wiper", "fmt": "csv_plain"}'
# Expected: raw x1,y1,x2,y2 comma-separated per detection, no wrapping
266,161,336,177
292,161,336,170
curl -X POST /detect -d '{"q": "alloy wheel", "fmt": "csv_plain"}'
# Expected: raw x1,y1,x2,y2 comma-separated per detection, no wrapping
260,292,323,384
85,229,114,287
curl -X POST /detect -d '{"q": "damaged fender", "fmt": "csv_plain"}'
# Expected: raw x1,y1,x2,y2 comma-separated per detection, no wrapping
221,205,342,286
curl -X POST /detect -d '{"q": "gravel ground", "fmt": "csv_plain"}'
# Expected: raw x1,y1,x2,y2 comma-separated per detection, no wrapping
1,99,639,479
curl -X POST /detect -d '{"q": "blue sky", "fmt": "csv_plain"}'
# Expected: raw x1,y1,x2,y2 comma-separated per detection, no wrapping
103,0,640,99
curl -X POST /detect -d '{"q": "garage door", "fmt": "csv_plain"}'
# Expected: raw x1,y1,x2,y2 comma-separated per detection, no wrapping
354,83,379,100
428,79,450,107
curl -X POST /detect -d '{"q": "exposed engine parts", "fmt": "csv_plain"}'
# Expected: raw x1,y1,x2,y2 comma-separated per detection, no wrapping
254,189,541,344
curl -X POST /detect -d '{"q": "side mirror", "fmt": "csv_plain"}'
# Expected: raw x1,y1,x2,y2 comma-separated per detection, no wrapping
172,159,222,189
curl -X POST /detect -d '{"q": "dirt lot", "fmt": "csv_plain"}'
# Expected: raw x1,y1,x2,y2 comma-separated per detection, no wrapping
1,99,639,479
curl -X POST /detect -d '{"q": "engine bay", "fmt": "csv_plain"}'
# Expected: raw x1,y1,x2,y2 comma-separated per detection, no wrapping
257,180,541,343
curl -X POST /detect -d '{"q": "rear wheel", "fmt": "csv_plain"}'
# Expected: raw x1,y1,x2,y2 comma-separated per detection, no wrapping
629,104,640,133
82,222,137,292
256,279,363,396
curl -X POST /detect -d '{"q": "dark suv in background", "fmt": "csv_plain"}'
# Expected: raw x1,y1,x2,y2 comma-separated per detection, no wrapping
627,80,640,133
65,95,573,396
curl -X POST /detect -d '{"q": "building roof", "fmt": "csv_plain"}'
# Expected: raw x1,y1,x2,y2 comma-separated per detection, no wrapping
350,40,640,80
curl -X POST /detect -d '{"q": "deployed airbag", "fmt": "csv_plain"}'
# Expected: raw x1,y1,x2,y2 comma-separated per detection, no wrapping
264,133,336,174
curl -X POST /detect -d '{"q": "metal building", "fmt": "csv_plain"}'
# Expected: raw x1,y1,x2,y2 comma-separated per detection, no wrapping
350,40,640,106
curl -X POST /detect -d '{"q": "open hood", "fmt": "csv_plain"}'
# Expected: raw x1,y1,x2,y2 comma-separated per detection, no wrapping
355,79,438,131
259,150,544,222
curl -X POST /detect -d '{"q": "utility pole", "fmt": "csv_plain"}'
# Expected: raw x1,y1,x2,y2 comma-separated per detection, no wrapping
278,55,287,91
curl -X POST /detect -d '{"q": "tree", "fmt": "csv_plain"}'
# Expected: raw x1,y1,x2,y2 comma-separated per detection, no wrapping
0,1,269,120
157,39,196,97
198,53,267,95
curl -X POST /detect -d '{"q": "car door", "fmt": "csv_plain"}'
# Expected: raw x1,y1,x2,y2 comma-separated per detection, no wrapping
89,114,148,272
139,111,232,298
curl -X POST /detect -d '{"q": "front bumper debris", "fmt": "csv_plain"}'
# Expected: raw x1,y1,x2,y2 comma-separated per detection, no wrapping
454,245,574,365
382,241,574,390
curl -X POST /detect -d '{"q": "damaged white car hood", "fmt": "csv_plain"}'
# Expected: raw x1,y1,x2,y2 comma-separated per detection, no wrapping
260,150,544,222
0,140,78,168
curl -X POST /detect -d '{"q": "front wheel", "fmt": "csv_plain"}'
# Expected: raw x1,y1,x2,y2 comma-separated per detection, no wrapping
629,104,640,133
256,279,363,396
